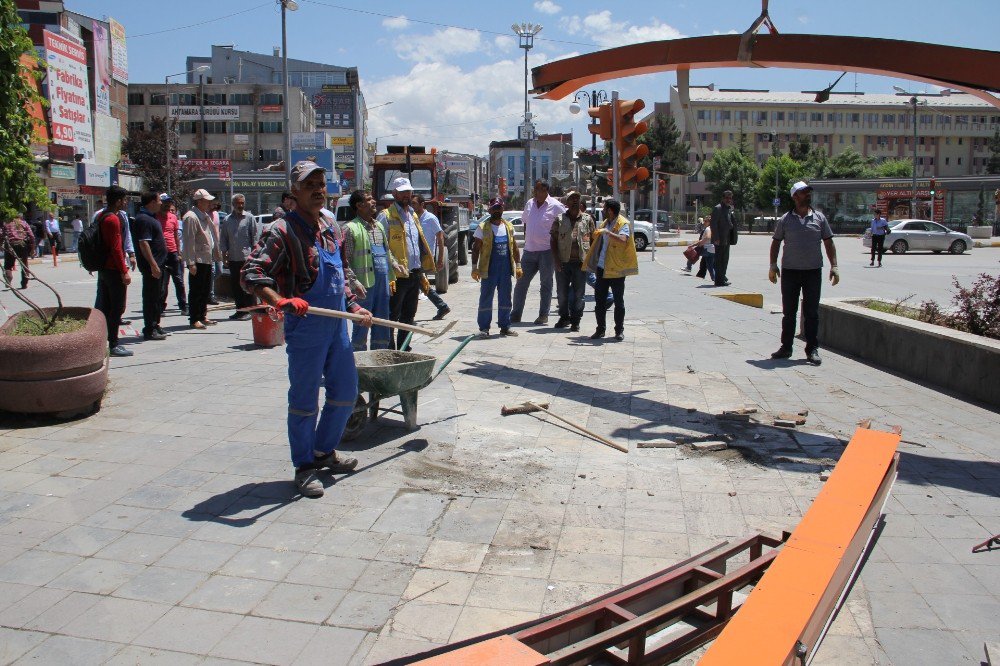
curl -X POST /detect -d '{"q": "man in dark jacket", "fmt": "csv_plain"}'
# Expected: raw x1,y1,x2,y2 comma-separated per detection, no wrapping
709,190,738,287
132,192,168,341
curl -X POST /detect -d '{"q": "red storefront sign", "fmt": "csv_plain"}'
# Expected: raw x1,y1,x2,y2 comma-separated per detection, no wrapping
177,159,232,177
260,105,281,113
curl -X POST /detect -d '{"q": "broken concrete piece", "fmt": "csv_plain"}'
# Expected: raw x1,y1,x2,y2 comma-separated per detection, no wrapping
985,641,999,666
819,471,831,481
774,419,798,428
776,413,808,425
798,409,809,417
692,440,727,451
637,440,679,449
719,412,751,422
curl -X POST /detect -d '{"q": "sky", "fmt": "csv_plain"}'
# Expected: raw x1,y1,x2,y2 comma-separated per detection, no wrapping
68,0,1000,155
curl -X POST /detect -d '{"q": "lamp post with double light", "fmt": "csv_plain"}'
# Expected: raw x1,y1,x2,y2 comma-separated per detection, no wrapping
569,89,609,152
893,85,928,219
279,0,298,190
512,22,541,198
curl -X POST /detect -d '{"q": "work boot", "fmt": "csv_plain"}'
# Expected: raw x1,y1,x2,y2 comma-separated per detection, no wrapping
432,306,451,321
143,330,167,341
477,330,490,339
533,315,548,325
806,349,822,366
553,317,569,329
109,345,133,357
311,450,358,473
500,329,519,337
770,346,792,359
570,322,580,332
590,328,605,340
294,467,323,498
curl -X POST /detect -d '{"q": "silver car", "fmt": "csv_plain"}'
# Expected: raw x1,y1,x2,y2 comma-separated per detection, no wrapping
863,219,973,255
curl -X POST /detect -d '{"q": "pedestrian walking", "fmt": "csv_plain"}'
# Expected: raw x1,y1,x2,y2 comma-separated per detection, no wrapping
769,181,839,366
94,185,132,357
550,191,595,332
709,190,738,286
683,217,705,273
208,202,223,305
44,213,61,256
511,180,566,324
182,189,223,330
132,192,168,341
870,210,890,267
343,190,393,351
157,195,188,316
30,217,44,257
472,196,522,338
412,194,451,320
220,194,260,320
241,160,372,498
584,199,638,341
2,215,35,289
378,177,436,351
695,221,717,283
70,215,83,252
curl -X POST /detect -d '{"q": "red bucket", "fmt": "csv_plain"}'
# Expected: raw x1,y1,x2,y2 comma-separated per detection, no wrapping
251,311,285,347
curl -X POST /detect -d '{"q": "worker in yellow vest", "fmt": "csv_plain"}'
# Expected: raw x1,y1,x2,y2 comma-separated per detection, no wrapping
471,196,522,338
583,199,638,342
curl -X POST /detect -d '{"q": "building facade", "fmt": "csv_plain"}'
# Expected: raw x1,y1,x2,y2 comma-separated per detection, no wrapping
488,132,574,202
668,85,1000,206
186,46,367,190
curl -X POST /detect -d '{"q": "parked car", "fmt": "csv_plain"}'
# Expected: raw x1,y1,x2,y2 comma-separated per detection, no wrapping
862,219,973,255
630,218,654,252
253,213,274,233
633,209,674,232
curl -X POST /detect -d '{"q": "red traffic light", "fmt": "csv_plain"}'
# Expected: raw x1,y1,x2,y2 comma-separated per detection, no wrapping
616,98,651,191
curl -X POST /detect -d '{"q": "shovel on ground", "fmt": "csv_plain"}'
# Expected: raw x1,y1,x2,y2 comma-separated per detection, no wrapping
239,304,457,341
501,401,628,453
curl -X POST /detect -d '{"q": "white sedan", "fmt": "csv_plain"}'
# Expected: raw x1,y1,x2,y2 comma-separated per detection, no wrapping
863,219,973,255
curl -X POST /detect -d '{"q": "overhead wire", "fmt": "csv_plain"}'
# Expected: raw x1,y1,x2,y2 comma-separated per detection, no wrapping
129,3,274,39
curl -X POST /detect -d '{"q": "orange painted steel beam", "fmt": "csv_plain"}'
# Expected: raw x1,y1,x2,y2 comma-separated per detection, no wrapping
699,427,900,665
412,635,549,666
531,34,1000,109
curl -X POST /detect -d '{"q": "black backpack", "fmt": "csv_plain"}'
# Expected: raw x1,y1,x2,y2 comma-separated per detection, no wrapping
77,218,108,272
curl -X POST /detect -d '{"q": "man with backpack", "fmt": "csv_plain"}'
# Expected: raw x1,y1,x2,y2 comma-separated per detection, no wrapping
93,186,133,357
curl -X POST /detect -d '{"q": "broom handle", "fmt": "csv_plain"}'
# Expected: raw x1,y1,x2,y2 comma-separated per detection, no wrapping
526,401,628,453
304,305,435,336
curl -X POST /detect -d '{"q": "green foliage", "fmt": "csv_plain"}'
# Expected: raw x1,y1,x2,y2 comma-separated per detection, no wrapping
872,274,1000,340
875,158,913,178
702,131,760,211
0,3,51,220
755,154,804,211
788,136,812,162
638,113,689,176
826,147,876,179
123,118,197,200
987,128,1000,175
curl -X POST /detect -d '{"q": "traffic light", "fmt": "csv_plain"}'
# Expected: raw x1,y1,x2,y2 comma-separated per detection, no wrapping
588,103,613,142
498,175,507,197
929,178,936,196
658,179,667,196
616,99,650,191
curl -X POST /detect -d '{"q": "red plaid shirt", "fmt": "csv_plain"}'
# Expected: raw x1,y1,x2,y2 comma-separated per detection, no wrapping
241,211,360,311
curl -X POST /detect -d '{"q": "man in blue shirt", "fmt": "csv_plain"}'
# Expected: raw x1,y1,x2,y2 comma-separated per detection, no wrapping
869,209,891,267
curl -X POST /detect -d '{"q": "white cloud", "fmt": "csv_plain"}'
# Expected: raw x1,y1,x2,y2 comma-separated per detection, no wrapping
560,10,683,47
394,26,483,63
382,15,409,30
533,0,561,14
494,35,515,50
797,15,810,24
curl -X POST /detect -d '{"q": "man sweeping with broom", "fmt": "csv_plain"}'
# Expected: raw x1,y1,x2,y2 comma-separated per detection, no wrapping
242,160,373,498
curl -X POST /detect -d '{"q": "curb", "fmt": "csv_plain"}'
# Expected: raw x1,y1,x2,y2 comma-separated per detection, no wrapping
973,239,1000,248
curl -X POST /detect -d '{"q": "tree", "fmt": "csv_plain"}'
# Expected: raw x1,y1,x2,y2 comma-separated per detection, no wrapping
800,146,830,179
702,131,760,214
825,147,876,179
875,158,912,178
788,136,812,162
754,154,805,212
986,128,1000,175
638,113,689,176
122,118,198,200
0,6,50,221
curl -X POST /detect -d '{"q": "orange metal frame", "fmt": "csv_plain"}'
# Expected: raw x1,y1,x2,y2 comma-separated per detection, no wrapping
699,427,900,665
531,34,1000,109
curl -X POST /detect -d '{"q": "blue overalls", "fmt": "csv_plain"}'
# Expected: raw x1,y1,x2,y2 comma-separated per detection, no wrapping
284,215,358,469
477,225,512,332
351,237,392,351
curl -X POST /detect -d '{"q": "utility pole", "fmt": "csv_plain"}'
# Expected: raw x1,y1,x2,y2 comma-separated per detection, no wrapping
513,23,541,200
611,90,620,203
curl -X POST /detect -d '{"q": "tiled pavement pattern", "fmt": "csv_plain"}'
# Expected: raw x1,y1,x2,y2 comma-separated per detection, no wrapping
0,254,997,665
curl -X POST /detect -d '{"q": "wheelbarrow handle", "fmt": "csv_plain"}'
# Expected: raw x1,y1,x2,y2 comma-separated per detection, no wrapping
429,334,475,383
304,305,435,336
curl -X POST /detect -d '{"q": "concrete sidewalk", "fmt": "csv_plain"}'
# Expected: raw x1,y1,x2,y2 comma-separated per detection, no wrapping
0,258,996,665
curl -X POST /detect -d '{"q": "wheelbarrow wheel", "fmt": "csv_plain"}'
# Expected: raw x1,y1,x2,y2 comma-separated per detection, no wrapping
343,395,368,441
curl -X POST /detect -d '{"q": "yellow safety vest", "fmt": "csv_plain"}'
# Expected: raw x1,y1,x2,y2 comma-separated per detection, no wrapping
584,214,639,279
476,220,519,280
383,204,436,273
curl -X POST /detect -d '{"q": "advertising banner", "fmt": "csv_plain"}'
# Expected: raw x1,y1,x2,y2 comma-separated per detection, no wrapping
169,106,240,120
291,149,338,189
93,113,121,167
43,30,94,162
109,18,128,84
76,163,115,187
91,21,111,115
311,85,354,129
233,134,250,145
292,131,326,149
177,159,232,177
50,164,76,180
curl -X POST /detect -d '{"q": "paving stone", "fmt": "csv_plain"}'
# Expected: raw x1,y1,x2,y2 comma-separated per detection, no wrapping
113,566,208,604
291,625,370,666
155,539,240,572
325,590,399,632
22,591,101,633
0,627,49,664
419,539,489,572
182,574,275,614
434,497,507,543
549,552,622,585
218,545,305,581
374,533,432,565
133,606,241,654
867,591,944,629
353,560,415,596
0,586,70,629
283,553,369,590
875,627,971,666
252,582,347,623
93,533,181,565
36,525,125,557
0,549,83,586
370,491,450,536
401,568,476,605
105,645,205,665
19,634,124,665
59,596,170,643
466,573,549,612
449,605,538,643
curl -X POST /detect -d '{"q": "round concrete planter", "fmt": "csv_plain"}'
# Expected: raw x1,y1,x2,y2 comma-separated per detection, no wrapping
966,226,992,239
0,307,109,417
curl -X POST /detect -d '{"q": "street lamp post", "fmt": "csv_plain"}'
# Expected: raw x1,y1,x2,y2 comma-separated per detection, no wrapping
568,89,609,151
164,65,210,196
894,86,925,219
513,22,541,200
280,0,299,191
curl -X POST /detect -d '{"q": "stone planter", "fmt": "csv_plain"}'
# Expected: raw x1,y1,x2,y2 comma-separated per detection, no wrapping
0,307,109,417
966,226,992,239
818,298,1000,407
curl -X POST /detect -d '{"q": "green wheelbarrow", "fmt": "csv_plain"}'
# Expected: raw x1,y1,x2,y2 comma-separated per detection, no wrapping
343,335,473,440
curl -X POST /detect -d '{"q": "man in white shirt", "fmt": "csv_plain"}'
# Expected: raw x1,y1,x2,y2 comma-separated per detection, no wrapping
70,216,83,252
511,180,566,324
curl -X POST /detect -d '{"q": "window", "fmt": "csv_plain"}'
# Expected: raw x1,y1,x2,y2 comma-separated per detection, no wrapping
150,93,167,105
728,133,734,141
752,111,767,122
177,121,197,134
258,121,283,133
799,112,807,121
839,135,844,144
203,121,227,134
851,135,856,144
776,111,785,121
810,112,822,122
865,113,878,125
203,149,228,159
171,93,196,106
698,132,708,142
128,92,144,105
957,157,962,165
882,114,895,123
696,110,708,121
920,114,933,124
849,113,860,123
259,93,284,105
203,93,226,106
229,93,252,105
229,121,253,133
259,149,282,161
737,110,748,121
127,121,145,132
958,138,963,145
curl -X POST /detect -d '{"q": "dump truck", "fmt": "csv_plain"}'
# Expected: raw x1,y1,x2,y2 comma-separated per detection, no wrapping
372,145,467,293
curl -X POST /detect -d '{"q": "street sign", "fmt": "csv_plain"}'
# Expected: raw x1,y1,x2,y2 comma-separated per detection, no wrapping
653,157,661,170
772,197,781,207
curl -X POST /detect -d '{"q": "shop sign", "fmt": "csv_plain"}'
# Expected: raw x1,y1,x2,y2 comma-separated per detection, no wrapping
50,164,76,180
260,105,281,113
169,106,240,120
